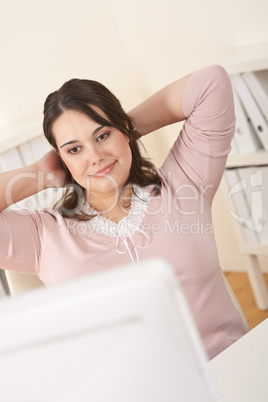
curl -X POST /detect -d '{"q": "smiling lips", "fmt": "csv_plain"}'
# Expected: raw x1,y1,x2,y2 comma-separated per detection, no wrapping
90,162,116,178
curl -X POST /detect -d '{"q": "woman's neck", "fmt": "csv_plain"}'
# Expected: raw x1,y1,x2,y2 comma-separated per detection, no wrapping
86,186,132,223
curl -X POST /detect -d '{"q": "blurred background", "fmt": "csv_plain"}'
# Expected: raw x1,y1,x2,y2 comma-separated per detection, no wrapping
0,0,268,276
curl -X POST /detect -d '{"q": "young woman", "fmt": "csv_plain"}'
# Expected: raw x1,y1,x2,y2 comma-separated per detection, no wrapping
0,64,247,359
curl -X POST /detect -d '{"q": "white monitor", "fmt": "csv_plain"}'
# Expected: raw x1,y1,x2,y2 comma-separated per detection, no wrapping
0,258,220,401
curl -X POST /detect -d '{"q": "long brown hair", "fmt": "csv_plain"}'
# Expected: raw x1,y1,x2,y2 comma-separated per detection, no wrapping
43,78,162,220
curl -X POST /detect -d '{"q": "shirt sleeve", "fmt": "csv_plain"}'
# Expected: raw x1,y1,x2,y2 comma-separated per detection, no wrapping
0,209,57,275
160,64,235,205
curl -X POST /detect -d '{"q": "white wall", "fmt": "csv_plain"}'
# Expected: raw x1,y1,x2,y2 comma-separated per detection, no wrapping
0,0,145,126
1,0,268,127
1,0,268,273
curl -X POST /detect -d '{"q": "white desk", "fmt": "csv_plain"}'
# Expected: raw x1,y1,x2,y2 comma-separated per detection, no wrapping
209,318,268,402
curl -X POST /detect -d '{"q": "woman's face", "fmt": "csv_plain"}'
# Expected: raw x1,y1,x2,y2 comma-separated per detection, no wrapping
52,107,132,199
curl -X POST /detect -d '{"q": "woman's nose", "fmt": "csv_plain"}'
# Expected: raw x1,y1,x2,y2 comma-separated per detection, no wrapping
86,144,104,165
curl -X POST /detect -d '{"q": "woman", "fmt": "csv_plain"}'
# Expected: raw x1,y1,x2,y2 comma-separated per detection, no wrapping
0,65,247,359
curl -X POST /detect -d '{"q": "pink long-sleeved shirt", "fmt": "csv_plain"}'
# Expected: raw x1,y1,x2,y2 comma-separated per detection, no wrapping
0,65,247,359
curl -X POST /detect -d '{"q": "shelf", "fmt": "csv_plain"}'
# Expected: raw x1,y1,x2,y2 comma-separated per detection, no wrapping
221,51,268,309
241,244,268,256
226,150,268,168
224,42,268,75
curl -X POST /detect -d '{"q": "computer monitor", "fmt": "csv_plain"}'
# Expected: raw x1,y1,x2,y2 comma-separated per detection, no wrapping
0,258,219,401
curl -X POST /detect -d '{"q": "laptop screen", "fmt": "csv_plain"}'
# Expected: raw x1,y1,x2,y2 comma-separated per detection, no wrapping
0,258,219,401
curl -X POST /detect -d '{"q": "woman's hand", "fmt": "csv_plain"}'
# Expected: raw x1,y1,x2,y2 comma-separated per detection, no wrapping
36,149,67,188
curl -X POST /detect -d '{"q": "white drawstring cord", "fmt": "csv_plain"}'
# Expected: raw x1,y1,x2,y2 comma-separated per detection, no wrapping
115,223,150,264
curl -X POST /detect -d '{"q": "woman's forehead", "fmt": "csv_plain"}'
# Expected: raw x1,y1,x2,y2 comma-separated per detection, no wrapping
88,104,109,120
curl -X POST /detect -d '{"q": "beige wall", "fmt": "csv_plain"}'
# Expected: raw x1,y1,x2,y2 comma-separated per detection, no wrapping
1,0,268,127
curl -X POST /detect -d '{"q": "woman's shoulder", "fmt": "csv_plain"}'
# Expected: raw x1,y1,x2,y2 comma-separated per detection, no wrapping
0,207,66,230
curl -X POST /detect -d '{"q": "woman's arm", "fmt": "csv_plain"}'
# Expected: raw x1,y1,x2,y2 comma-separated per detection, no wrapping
0,164,41,212
128,73,191,136
0,150,66,212
135,65,235,204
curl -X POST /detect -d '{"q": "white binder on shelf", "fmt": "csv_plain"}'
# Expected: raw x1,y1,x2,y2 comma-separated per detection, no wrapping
242,70,268,122
229,136,239,156
10,196,38,211
225,168,260,245
30,136,50,160
19,139,60,209
0,148,24,171
0,138,60,211
0,147,38,211
232,89,262,153
231,74,268,151
237,166,268,244
18,142,37,165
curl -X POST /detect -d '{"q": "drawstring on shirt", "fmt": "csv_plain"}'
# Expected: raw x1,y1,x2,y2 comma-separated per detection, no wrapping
80,185,151,265
115,224,150,265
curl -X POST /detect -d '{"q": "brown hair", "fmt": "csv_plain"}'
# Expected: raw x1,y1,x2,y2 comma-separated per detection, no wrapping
43,78,162,220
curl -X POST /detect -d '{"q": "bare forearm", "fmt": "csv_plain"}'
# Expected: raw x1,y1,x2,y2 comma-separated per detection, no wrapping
0,150,67,212
0,164,45,211
128,73,191,136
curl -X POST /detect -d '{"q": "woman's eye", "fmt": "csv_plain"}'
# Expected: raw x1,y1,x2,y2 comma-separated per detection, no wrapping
68,146,81,154
96,131,110,142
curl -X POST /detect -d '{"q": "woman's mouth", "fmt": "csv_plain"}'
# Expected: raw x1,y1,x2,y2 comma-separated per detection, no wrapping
90,162,116,178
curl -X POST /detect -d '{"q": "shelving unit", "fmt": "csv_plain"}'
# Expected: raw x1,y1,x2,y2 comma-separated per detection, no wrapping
221,165,268,310
226,149,268,168
223,47,268,310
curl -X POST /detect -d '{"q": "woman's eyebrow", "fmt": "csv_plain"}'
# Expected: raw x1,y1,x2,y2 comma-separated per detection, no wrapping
59,125,105,149
59,140,78,149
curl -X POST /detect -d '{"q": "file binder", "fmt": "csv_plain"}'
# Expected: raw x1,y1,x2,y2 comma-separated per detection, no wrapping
0,146,38,211
225,168,260,245
229,135,239,156
30,136,50,160
242,70,268,122
231,74,268,151
237,166,268,244
0,136,60,211
232,89,262,153
0,148,23,170
18,141,37,165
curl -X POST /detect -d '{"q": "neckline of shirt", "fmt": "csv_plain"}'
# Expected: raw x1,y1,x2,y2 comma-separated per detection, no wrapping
79,185,151,238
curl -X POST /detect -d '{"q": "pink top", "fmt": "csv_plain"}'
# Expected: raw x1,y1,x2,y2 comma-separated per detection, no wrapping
0,65,247,359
